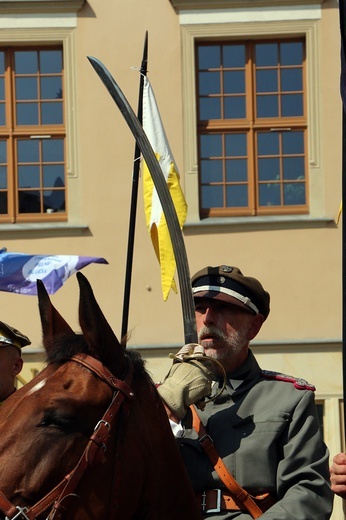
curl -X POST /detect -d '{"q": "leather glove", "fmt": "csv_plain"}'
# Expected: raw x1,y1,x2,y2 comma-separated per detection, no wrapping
157,344,214,420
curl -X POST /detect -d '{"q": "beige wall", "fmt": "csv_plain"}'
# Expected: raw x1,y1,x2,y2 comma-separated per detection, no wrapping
1,0,344,515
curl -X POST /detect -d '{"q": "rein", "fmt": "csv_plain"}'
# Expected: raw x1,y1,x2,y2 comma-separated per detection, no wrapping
0,353,135,520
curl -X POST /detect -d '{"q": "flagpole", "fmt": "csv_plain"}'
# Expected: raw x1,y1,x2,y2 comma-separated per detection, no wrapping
121,31,148,345
339,0,346,437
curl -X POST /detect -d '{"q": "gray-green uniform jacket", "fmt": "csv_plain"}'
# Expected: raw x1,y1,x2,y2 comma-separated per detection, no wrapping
178,350,333,519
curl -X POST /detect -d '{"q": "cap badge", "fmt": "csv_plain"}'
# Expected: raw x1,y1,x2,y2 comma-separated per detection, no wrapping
221,266,233,273
217,276,226,284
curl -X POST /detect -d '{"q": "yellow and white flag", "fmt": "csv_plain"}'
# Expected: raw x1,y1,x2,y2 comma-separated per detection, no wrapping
142,77,187,301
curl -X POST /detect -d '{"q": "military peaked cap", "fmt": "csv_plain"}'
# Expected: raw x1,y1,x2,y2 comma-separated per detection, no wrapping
191,265,270,320
0,321,31,350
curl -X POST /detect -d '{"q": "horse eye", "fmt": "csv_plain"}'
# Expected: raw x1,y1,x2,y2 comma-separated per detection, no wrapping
39,410,74,431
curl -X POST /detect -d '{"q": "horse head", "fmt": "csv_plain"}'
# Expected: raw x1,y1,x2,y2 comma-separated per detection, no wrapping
37,271,127,376
0,274,202,520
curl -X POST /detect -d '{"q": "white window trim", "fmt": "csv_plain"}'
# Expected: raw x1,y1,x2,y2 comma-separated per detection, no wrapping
181,18,322,222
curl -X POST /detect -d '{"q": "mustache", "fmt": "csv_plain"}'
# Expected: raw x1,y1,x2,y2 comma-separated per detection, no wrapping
198,326,227,342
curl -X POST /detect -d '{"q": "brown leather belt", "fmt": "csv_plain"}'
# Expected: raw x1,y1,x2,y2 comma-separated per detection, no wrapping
197,489,275,515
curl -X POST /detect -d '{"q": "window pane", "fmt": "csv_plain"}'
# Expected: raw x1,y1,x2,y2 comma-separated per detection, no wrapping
283,183,305,205
0,104,4,126
258,132,280,155
200,160,223,183
198,46,221,69
42,102,63,124
283,157,305,180
44,190,65,212
16,77,38,100
0,192,7,213
200,134,222,158
43,165,65,188
0,141,6,163
224,97,246,119
0,166,7,188
199,72,220,95
223,44,245,68
16,103,39,125
281,68,302,92
256,70,278,93
257,95,279,117
17,140,39,162
225,133,247,156
40,50,63,73
201,185,223,208
226,159,247,182
224,71,245,94
199,98,221,120
282,131,304,154
42,139,64,162
255,43,278,66
15,51,38,74
19,190,40,212
258,158,280,181
18,165,40,188
281,42,303,66
282,94,303,117
0,52,4,73
0,78,4,99
41,77,62,99
259,183,281,206
226,184,248,207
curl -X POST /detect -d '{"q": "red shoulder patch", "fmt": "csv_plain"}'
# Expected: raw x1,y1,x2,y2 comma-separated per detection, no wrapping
261,370,316,391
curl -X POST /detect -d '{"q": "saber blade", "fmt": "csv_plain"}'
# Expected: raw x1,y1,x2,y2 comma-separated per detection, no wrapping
88,56,198,345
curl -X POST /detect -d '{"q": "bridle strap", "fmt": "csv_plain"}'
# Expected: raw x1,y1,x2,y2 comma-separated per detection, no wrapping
0,353,135,520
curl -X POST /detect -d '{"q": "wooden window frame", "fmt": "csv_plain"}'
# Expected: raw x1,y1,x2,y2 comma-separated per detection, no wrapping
181,18,322,223
196,38,308,218
0,45,67,223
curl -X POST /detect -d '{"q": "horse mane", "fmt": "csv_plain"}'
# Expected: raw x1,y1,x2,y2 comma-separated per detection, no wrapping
44,333,153,386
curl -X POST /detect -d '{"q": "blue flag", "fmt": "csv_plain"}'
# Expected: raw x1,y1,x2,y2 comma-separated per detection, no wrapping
0,249,108,295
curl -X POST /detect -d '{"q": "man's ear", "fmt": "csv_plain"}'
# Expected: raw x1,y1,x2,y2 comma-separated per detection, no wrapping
247,314,265,341
12,356,23,377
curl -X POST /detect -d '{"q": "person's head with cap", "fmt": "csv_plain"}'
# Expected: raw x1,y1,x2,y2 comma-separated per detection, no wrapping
192,265,270,373
0,321,30,403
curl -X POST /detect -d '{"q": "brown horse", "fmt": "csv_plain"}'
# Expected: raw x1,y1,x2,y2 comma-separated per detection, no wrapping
0,273,202,520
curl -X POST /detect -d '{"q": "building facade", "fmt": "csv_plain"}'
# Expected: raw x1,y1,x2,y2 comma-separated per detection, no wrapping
0,0,343,516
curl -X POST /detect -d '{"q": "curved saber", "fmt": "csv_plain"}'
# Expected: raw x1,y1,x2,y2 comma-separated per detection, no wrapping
87,56,198,345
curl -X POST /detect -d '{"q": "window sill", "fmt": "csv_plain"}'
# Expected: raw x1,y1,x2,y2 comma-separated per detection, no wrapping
0,0,85,13
170,0,324,10
0,222,90,238
183,215,336,233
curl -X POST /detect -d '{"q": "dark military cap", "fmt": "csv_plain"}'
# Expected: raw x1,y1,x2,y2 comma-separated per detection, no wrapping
191,265,270,320
0,321,31,350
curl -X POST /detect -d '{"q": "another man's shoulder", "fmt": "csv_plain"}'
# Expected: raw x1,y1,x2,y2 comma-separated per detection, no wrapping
261,369,316,391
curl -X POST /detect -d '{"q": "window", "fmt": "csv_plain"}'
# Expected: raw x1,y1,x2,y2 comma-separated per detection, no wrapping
196,39,307,218
0,46,66,223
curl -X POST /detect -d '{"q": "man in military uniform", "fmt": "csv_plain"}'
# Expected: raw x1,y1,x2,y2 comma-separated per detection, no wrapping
0,321,30,404
158,265,333,519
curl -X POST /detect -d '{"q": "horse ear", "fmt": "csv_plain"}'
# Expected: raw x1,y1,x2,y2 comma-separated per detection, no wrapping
76,272,126,375
37,279,75,353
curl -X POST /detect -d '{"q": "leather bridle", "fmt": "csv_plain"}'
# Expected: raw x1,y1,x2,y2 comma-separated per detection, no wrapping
0,353,135,520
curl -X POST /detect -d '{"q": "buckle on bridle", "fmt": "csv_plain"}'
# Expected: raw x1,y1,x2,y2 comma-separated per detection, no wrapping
5,506,30,520
201,489,221,514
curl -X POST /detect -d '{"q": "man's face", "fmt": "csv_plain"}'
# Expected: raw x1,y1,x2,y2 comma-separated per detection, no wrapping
0,345,23,401
195,298,263,374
